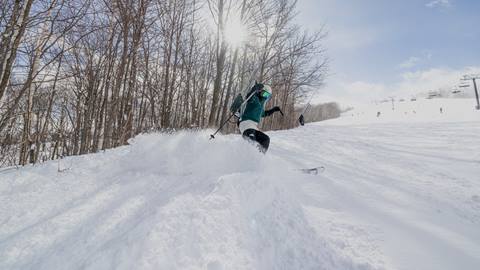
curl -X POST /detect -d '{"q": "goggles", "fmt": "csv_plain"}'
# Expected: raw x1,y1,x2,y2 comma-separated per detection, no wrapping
260,90,272,99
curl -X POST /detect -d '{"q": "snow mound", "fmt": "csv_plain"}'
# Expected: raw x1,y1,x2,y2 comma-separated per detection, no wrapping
2,111,480,270
0,131,367,270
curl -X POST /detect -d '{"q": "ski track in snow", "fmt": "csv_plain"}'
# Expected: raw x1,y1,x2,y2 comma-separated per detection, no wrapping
1,99,480,270
272,121,480,270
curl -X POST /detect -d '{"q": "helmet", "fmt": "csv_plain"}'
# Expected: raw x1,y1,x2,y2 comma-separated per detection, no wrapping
262,84,272,95
259,84,272,100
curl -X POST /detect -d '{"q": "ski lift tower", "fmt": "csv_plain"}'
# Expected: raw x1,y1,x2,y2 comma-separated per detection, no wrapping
461,74,480,110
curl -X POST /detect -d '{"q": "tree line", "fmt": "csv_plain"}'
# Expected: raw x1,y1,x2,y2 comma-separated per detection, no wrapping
299,102,341,124
0,0,327,167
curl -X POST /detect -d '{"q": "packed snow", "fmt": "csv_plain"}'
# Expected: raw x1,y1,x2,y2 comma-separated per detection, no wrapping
336,98,479,125
1,98,479,270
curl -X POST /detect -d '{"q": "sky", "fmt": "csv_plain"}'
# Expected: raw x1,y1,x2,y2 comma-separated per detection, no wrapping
295,0,480,107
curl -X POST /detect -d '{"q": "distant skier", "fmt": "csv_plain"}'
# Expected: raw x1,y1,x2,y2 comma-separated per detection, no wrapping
237,83,283,153
298,114,305,126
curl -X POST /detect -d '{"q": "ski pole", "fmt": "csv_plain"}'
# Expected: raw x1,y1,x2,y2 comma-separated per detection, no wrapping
209,90,257,140
209,113,236,140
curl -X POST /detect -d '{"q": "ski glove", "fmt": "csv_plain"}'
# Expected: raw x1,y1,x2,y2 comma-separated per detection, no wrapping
264,106,283,117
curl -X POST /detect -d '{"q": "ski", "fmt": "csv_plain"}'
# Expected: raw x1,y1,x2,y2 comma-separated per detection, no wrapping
298,166,325,175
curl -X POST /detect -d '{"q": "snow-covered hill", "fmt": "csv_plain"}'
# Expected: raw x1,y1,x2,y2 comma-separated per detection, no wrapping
1,98,479,270
338,98,480,125
336,98,479,125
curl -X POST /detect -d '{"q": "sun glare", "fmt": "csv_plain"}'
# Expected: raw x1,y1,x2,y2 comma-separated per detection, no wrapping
224,15,248,48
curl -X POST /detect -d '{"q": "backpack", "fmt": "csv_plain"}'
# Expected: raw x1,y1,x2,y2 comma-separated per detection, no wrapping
229,83,264,115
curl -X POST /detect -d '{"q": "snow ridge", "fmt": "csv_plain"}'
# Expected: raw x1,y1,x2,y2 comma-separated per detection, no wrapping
1,97,479,270
1,131,367,270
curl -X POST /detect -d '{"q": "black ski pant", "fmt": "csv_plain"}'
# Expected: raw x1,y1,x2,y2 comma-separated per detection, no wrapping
242,129,270,153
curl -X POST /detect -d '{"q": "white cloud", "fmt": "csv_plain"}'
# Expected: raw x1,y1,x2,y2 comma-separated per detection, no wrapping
319,66,480,107
397,67,478,96
426,0,452,8
424,51,433,60
315,79,388,107
399,57,421,69
398,51,433,69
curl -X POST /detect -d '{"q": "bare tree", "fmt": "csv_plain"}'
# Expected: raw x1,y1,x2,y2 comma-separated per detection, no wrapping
0,0,328,168
0,0,34,102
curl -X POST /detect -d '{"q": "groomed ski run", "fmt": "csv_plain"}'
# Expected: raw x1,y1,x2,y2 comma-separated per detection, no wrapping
1,98,479,270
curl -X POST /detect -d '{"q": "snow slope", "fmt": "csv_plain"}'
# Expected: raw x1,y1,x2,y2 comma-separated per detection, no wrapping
1,98,479,270
336,98,479,125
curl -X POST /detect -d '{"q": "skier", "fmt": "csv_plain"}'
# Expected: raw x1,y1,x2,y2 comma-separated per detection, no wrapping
237,83,283,153
298,114,305,126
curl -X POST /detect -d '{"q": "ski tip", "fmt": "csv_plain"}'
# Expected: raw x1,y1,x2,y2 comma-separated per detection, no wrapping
298,166,325,175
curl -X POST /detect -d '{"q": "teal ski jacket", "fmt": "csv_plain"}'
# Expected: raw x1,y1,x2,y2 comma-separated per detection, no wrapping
240,94,267,123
